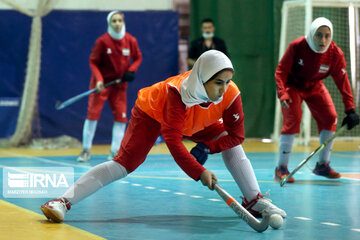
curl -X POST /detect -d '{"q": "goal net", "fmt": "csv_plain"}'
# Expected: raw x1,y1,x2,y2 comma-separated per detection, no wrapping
272,0,360,145
0,0,81,149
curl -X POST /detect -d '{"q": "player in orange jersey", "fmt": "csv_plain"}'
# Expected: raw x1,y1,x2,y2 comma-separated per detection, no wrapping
41,50,285,223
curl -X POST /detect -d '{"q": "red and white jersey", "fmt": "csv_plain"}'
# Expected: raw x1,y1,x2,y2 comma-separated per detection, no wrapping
275,36,354,111
135,71,245,180
89,32,142,84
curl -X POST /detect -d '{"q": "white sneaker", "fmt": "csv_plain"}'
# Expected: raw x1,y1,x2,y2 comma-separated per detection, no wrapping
242,193,286,218
77,150,90,162
40,198,71,223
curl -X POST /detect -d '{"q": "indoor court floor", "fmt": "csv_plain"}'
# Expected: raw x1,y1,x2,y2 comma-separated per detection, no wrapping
0,140,359,240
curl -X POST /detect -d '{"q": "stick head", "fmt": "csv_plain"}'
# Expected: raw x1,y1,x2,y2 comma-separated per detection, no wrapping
55,101,63,110
255,210,270,232
280,177,287,187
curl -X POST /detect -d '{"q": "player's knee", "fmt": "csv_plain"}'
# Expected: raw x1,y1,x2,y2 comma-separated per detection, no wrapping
323,113,338,128
281,122,301,134
329,114,337,124
113,154,143,174
113,113,127,122
86,112,101,121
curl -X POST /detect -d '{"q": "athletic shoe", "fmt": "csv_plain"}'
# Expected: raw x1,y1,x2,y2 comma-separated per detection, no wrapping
312,162,341,178
40,198,71,223
107,151,118,161
274,165,295,183
242,193,287,218
77,150,90,162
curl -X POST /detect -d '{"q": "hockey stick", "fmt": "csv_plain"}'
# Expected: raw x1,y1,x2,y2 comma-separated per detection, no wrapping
280,124,347,187
55,79,122,110
213,183,270,232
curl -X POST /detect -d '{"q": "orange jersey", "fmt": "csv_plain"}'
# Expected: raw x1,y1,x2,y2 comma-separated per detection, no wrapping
135,71,240,136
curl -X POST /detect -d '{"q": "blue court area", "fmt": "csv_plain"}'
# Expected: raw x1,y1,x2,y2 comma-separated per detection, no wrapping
1,150,360,240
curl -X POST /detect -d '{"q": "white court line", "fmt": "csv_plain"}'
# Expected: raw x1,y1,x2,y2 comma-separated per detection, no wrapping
190,195,203,198
294,217,312,221
145,186,156,189
159,189,170,192
341,177,360,181
174,192,186,195
351,228,360,232
321,222,340,226
120,181,129,184
208,198,221,202
131,183,142,186
0,150,91,169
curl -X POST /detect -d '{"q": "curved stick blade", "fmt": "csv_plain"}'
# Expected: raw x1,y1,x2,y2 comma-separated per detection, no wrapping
280,125,346,187
214,183,269,232
229,201,269,232
55,101,63,110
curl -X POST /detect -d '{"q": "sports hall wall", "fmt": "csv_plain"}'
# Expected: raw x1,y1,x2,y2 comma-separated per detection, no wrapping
0,0,284,143
0,2,178,143
190,0,283,138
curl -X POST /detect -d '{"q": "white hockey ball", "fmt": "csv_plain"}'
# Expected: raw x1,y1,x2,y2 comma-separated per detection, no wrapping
269,214,283,229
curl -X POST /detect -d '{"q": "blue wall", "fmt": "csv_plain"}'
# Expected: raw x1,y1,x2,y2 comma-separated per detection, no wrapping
0,10,178,143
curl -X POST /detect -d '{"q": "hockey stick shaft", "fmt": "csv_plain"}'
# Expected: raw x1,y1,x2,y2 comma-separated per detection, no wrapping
280,125,347,186
213,183,269,232
56,79,122,110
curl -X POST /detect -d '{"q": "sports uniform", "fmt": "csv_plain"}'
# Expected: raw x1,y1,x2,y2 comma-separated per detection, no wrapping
115,70,243,179
274,17,359,182
41,50,286,223
87,31,142,121
77,11,142,162
276,37,354,134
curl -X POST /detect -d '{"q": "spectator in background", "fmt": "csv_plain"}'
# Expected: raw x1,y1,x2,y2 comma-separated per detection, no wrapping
77,10,142,162
187,18,228,68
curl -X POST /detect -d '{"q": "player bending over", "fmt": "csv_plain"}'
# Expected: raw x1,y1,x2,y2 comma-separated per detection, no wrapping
41,50,286,223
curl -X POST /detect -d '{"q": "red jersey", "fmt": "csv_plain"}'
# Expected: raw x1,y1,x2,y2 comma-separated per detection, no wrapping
89,32,142,84
275,36,354,111
135,71,245,179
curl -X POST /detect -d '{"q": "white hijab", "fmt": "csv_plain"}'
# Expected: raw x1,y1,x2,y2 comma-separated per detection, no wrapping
180,50,233,107
305,17,333,53
107,10,126,40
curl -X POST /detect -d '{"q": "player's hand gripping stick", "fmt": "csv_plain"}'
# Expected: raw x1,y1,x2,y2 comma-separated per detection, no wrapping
55,79,122,110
